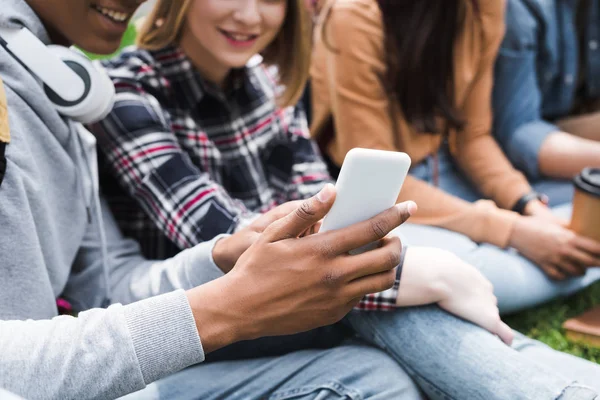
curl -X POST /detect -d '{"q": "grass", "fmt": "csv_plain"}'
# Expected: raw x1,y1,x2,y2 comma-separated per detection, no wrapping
506,280,600,363
86,23,600,364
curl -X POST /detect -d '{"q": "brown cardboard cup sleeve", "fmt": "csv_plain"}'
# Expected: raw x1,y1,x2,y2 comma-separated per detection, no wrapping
570,168,600,243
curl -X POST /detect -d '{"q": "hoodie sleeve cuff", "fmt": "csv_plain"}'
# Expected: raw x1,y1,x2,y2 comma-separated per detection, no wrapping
123,290,204,385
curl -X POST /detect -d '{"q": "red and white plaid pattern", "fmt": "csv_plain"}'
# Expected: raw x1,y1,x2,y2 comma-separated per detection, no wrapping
91,45,399,311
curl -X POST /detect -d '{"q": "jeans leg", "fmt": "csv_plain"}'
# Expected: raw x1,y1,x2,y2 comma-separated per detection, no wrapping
394,223,600,314
511,331,600,392
345,307,599,400
119,339,424,400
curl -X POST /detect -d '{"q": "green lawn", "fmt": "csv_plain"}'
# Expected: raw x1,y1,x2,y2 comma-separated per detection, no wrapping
506,280,600,363
88,24,600,364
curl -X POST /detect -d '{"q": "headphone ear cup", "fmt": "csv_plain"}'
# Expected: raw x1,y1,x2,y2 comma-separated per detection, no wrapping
84,60,116,124
45,46,115,124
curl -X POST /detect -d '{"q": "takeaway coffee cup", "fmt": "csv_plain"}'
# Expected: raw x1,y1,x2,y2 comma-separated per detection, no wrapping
570,168,600,243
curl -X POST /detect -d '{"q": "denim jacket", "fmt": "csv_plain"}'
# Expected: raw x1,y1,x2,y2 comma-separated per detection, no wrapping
493,0,600,179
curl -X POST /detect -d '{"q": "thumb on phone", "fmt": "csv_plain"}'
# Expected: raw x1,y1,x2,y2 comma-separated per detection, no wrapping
262,184,336,242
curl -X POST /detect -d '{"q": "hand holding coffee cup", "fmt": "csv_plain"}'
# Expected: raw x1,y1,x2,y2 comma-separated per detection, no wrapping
571,168,600,243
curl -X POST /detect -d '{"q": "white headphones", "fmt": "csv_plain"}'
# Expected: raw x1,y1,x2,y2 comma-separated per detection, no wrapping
0,26,115,124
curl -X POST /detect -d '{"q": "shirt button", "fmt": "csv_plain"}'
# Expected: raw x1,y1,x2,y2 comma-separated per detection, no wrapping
590,40,599,50
564,74,574,84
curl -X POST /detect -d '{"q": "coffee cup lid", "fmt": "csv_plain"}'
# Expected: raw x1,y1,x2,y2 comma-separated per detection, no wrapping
574,168,600,197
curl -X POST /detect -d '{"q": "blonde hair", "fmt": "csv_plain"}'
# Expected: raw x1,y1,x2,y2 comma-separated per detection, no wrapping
137,0,311,108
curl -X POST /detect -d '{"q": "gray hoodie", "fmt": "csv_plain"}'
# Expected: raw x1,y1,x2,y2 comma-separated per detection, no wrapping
0,1,227,398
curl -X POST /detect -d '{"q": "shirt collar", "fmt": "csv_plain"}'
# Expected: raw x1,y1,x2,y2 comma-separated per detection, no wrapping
150,44,257,105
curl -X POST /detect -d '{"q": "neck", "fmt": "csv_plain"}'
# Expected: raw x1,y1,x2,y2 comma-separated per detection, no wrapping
179,28,230,88
25,0,70,46
45,25,70,47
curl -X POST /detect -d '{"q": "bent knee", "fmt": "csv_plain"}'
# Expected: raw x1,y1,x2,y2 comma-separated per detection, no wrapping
269,345,423,399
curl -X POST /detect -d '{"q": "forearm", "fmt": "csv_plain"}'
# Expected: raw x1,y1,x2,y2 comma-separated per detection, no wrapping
355,244,454,310
557,111,600,141
395,247,445,307
538,131,600,179
400,176,517,248
71,198,227,308
455,135,531,210
95,118,250,247
0,291,203,400
130,156,250,247
109,237,227,305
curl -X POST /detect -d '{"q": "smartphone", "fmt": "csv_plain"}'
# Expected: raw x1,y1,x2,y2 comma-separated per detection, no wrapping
319,148,411,251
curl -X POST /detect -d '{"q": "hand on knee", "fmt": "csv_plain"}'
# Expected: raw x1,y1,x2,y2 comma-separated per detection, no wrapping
396,247,513,345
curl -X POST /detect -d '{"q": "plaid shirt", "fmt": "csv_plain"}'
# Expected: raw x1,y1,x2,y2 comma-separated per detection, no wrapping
91,45,400,311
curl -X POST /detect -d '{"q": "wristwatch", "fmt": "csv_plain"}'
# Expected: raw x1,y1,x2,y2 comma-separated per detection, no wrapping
511,191,549,215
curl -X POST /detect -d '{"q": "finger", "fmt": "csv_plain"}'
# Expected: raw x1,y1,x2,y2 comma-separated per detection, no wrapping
496,321,514,346
556,260,585,278
346,269,397,299
299,220,323,238
261,184,336,242
312,221,323,234
252,201,303,231
342,298,363,316
542,264,567,281
573,235,600,259
344,236,402,281
557,218,569,228
566,246,597,267
272,201,303,218
319,201,416,255
471,302,514,345
347,296,364,308
561,252,589,275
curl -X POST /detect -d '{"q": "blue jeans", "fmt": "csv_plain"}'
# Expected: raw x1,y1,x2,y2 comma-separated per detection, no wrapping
119,338,423,400
347,307,600,400
120,308,600,400
399,148,600,314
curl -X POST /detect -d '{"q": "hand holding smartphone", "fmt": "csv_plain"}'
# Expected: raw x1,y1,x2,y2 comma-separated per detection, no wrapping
319,148,411,253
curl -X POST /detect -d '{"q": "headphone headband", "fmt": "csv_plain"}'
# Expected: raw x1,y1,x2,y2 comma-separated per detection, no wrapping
0,26,115,124
0,26,85,102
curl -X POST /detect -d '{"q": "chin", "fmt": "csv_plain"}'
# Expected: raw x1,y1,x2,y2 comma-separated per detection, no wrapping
221,54,255,68
227,59,254,70
77,40,121,56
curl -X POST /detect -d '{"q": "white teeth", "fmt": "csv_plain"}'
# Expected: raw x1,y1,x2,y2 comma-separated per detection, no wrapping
228,33,253,41
93,5,130,22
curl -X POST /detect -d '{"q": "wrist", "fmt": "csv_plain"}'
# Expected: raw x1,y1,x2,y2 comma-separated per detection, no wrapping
431,260,455,304
512,191,548,215
396,247,451,306
185,277,248,353
523,199,549,216
508,216,526,249
212,236,235,273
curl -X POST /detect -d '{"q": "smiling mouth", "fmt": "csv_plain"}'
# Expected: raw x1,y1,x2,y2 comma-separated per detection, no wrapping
90,4,132,23
218,29,259,43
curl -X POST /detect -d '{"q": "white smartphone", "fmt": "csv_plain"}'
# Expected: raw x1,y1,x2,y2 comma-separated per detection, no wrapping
319,148,411,242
